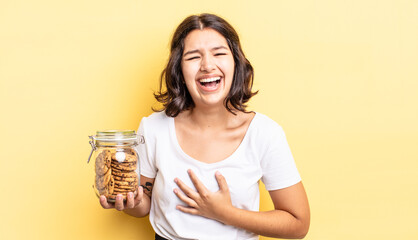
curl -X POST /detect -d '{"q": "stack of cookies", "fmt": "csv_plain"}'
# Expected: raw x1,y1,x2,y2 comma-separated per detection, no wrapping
94,149,139,202
109,150,138,200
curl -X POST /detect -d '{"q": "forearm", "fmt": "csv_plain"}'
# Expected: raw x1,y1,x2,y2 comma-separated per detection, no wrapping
123,194,151,218
174,171,309,238
220,207,309,239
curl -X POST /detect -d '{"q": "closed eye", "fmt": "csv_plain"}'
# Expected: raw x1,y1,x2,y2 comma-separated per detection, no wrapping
185,56,200,61
215,53,227,56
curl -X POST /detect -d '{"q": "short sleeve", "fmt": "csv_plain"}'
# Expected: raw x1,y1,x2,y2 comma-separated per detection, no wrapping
137,116,157,178
260,123,301,191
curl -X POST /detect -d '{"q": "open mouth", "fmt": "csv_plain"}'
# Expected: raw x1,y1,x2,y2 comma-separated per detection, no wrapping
199,77,221,88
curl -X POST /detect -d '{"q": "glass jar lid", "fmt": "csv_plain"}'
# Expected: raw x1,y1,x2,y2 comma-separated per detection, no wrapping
94,130,138,142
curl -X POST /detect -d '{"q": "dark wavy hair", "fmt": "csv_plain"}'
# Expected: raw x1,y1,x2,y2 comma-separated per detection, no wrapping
154,13,257,117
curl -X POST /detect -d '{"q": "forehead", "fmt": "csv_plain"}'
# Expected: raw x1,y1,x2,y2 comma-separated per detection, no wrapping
183,28,229,50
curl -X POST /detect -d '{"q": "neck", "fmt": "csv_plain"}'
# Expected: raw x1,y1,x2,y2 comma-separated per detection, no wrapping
188,106,237,130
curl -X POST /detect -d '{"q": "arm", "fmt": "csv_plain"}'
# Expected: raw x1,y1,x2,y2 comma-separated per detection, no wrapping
100,175,155,218
174,170,310,239
221,182,310,239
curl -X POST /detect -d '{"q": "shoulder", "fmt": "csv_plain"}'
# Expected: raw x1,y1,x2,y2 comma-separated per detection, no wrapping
138,111,171,138
252,112,285,135
247,112,289,152
141,111,171,127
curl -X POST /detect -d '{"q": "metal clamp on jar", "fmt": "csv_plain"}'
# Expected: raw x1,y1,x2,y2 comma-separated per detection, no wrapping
88,130,144,202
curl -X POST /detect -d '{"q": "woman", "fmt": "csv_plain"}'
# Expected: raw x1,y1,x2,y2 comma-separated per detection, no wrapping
100,13,310,239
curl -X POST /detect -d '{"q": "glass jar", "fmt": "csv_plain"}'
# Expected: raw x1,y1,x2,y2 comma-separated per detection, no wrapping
88,130,144,202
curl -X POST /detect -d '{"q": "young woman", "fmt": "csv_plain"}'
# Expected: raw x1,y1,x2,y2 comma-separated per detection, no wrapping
100,13,310,240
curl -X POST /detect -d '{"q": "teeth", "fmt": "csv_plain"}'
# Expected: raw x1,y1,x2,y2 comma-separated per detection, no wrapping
199,77,221,83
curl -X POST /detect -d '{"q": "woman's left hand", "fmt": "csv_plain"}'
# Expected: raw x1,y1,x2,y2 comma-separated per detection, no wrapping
174,169,233,222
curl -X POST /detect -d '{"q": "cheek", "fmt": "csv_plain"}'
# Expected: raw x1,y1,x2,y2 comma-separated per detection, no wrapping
221,64,235,85
181,62,198,81
221,57,235,75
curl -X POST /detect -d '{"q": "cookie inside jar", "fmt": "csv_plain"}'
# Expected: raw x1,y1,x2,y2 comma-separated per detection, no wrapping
94,148,139,202
89,130,141,202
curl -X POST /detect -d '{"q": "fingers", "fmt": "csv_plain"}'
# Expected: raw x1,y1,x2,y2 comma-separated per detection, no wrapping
174,177,199,199
173,188,198,208
115,194,125,211
135,186,143,202
125,192,135,209
128,186,143,208
176,204,199,215
175,170,228,199
101,192,140,211
215,171,229,193
100,195,115,209
187,169,208,195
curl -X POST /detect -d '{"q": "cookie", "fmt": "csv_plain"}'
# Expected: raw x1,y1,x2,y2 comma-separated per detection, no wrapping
104,150,112,168
95,175,105,190
126,148,138,156
112,175,138,182
114,182,137,189
114,179,137,186
110,161,137,170
124,153,137,163
114,185,137,192
104,169,111,184
111,170,137,178
113,187,135,193
97,166,111,179
108,176,114,195
97,170,112,188
97,185,108,196
95,163,108,176
111,163,137,173
111,164,136,172
113,188,136,194
95,153,109,176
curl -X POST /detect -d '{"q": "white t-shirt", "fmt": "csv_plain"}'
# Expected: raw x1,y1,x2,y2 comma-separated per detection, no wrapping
137,111,301,240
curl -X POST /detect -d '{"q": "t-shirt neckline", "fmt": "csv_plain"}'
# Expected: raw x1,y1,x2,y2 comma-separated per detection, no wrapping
169,112,258,167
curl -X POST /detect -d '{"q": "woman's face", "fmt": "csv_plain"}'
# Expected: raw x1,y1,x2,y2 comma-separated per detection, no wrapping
181,28,235,109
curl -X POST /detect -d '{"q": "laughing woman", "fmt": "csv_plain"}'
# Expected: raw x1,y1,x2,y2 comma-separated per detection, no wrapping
100,13,310,240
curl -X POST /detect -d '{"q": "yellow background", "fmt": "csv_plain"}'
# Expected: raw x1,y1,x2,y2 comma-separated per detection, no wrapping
1,0,417,239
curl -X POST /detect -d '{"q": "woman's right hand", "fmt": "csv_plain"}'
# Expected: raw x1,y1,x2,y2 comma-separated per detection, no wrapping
99,186,144,211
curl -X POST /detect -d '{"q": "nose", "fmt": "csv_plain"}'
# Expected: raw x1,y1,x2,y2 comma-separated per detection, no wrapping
200,54,216,72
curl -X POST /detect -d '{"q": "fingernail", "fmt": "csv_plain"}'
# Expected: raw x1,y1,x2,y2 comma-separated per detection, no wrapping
174,178,178,183
173,189,178,194
215,171,221,176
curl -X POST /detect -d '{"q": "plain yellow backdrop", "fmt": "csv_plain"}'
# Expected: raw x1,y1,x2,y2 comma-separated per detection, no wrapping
1,0,417,239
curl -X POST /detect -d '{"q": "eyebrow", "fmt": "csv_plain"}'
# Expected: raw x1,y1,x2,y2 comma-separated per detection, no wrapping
183,46,229,57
